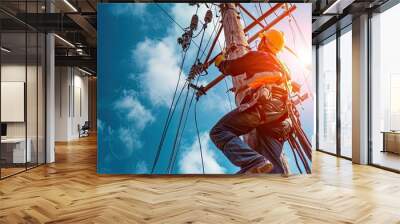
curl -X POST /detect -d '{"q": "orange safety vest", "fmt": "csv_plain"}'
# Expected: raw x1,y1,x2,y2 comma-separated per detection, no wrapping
246,71,283,89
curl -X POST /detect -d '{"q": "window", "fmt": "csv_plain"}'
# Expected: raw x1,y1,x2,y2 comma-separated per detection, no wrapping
370,3,400,171
317,37,337,154
339,28,352,158
0,1,47,179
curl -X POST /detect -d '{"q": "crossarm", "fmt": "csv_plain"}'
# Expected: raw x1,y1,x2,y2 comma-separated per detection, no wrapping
195,73,227,98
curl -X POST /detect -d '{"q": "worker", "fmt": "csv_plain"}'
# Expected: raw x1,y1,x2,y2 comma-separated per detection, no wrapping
209,29,294,174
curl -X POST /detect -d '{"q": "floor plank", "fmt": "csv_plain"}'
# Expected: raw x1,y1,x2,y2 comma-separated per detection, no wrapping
1,135,400,223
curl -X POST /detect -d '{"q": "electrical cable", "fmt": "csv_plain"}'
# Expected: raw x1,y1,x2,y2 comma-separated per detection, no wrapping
199,20,220,61
212,4,226,51
194,100,205,174
289,9,308,47
224,79,234,111
155,3,185,31
173,7,228,174
288,138,303,174
151,51,190,173
154,2,200,48
167,23,207,173
238,6,248,39
268,2,279,18
288,14,297,51
172,11,224,172
151,81,188,173
258,3,269,26
171,19,222,171
152,3,209,173
167,84,191,173
170,78,199,172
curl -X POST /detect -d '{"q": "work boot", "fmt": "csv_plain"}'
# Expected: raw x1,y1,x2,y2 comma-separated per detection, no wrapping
245,161,274,174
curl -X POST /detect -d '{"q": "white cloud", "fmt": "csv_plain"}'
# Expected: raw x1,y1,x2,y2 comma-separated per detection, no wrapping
179,132,226,174
131,4,196,107
111,3,147,17
97,119,104,131
111,91,154,158
114,90,155,130
135,161,149,173
132,3,223,108
100,121,141,160
170,4,206,34
133,38,185,107
201,91,233,114
117,127,142,151
169,4,226,60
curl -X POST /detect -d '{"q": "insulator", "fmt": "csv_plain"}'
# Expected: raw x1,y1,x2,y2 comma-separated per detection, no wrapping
177,37,183,45
178,30,192,50
204,10,212,24
183,31,191,42
190,14,198,30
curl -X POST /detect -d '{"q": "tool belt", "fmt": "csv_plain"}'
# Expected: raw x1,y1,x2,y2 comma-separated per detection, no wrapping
257,85,288,123
240,84,289,123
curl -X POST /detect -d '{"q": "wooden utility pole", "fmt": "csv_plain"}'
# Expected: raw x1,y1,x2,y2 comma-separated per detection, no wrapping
220,3,249,106
220,3,290,174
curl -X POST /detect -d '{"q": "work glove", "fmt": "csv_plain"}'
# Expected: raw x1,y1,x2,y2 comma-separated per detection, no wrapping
214,54,225,67
291,81,301,93
214,54,227,74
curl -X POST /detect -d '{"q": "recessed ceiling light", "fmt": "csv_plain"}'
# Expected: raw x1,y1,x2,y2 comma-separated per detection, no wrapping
78,67,93,76
63,0,78,12
322,0,354,15
54,34,75,48
1,47,11,53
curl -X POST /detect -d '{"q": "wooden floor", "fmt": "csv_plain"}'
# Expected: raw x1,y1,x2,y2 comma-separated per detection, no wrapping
1,167,26,178
1,135,400,223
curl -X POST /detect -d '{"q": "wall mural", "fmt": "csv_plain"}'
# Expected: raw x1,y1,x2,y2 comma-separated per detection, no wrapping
98,3,313,175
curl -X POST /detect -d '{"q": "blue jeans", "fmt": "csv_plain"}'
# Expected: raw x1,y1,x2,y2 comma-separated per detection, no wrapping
210,105,288,174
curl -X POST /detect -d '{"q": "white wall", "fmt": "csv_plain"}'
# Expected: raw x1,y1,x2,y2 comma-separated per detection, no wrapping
55,67,89,141
1,65,40,137
55,66,69,141
1,63,46,164
72,73,89,138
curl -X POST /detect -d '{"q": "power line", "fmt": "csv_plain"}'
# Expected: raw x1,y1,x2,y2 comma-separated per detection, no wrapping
268,2,279,18
199,18,220,61
151,49,190,173
169,13,224,172
194,100,205,174
258,3,269,26
155,3,185,31
170,79,199,172
224,79,234,111
151,81,189,174
290,12,308,48
154,2,200,48
167,84,191,173
167,22,208,173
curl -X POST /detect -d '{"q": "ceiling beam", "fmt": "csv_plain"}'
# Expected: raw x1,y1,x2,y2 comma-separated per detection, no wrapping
67,13,97,45
55,55,96,73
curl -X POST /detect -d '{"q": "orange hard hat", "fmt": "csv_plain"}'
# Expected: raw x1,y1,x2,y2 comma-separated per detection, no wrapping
258,29,285,54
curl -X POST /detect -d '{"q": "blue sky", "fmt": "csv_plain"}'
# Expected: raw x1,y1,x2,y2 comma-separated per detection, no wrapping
97,3,313,174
